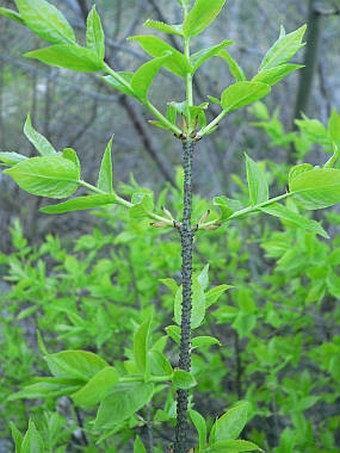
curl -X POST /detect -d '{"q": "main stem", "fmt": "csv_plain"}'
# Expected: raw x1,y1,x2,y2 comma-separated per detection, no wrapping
175,138,195,453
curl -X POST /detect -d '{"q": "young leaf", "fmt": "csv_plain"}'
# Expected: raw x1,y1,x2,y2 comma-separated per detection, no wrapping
9,422,23,453
259,203,329,238
86,6,105,60
131,54,171,100
289,168,340,209
208,439,263,452
62,148,80,172
15,0,76,45
128,35,189,77
24,114,57,156
183,0,226,38
259,24,307,71
97,137,114,193
102,72,135,97
197,264,209,290
134,317,152,375
218,49,247,81
245,154,269,205
191,40,234,73
144,19,183,36
252,63,303,86
25,45,104,72
0,7,24,24
134,436,147,453
328,109,340,146
221,82,271,113
21,419,44,453
71,367,120,408
206,284,233,308
213,401,249,441
192,336,221,349
165,325,181,344
3,156,79,198
41,194,119,214
288,163,313,185
45,350,109,381
172,370,197,389
94,382,154,430
189,409,207,450
174,277,206,329
0,152,27,167
9,377,83,400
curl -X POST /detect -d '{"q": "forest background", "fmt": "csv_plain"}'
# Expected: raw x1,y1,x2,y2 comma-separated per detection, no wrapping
0,0,340,452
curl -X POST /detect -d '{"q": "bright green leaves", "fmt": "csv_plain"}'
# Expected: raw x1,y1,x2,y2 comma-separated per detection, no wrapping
97,137,114,193
86,6,105,60
183,0,227,38
134,317,152,376
213,401,249,442
245,154,269,205
131,54,172,100
259,25,307,72
218,50,247,82
25,45,104,72
134,436,147,453
24,114,57,156
94,382,154,430
3,155,79,199
40,195,119,214
289,167,340,210
191,40,234,73
190,409,207,450
253,63,303,86
144,19,183,37
221,82,271,113
15,0,76,45
206,439,263,452
174,277,206,329
172,369,197,389
19,419,44,453
103,72,135,97
0,7,24,24
0,152,27,167
128,36,189,77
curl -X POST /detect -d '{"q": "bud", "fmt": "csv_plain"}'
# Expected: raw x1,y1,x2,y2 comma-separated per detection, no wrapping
204,223,222,231
162,206,174,220
198,209,211,225
150,222,168,228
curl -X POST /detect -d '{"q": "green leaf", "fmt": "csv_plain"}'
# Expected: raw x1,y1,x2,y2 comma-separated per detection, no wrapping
328,109,340,146
94,382,154,430
25,45,104,72
21,419,44,453
3,156,79,198
86,5,105,60
172,370,197,389
192,335,221,349
174,277,206,329
128,35,189,77
183,0,226,38
221,82,271,113
245,154,269,205
41,194,119,214
144,19,183,36
9,377,83,400
189,409,207,450
259,203,329,238
191,40,234,73
131,54,171,100
0,7,24,24
208,439,263,452
197,264,210,290
289,168,340,209
134,436,147,453
24,113,57,156
45,350,109,381
259,24,307,71
148,350,173,377
253,63,303,86
97,137,114,193
15,0,76,45
206,284,233,308
213,196,238,221
9,422,23,453
0,152,27,167
71,367,120,408
102,72,135,97
213,401,249,441
288,163,313,185
134,317,152,375
165,325,181,344
218,49,247,81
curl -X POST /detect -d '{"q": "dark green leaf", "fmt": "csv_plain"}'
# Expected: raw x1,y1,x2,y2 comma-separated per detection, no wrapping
25,45,104,72
183,0,226,38
259,25,306,71
24,113,57,156
94,382,154,430
253,63,303,86
97,137,114,193
86,5,105,60
245,154,269,205
3,156,79,198
221,82,271,113
71,367,119,408
15,0,76,45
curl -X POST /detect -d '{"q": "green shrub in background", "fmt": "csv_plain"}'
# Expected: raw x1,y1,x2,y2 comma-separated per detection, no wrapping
0,0,340,452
